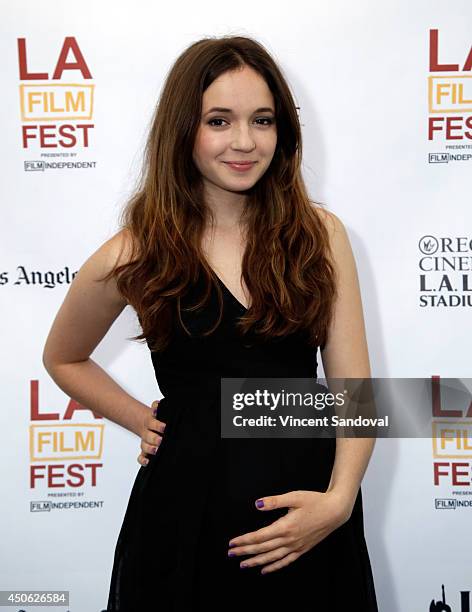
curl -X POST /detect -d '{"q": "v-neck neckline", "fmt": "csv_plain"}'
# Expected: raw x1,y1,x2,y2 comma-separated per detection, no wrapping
211,271,249,312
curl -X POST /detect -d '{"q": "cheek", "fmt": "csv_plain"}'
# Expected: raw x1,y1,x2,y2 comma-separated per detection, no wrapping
258,128,277,149
194,131,224,161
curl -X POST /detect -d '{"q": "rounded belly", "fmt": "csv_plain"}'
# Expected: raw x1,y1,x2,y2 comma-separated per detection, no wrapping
218,437,336,539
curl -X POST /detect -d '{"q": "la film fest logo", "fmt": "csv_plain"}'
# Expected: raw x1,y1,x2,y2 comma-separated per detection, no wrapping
29,379,105,509
427,29,472,164
418,235,472,308
18,36,96,171
431,376,472,512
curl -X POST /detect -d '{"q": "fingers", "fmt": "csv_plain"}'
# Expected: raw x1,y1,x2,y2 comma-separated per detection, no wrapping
146,400,166,435
138,399,167,467
137,435,162,467
143,399,166,442
260,551,301,575
228,536,287,558
255,490,303,511
141,434,163,456
142,415,166,448
137,452,149,467
228,516,291,548
143,417,166,439
232,546,294,571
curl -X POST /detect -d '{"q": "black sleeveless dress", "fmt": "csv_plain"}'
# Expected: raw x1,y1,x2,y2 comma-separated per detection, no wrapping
107,273,378,611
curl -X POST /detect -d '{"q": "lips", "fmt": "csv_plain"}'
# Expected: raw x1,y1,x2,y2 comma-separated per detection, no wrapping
222,161,256,170
223,161,256,165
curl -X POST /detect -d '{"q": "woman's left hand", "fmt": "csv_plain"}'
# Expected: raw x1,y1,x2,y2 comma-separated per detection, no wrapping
227,489,354,575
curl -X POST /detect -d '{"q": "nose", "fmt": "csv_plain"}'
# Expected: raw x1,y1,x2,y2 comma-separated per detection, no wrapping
230,123,256,152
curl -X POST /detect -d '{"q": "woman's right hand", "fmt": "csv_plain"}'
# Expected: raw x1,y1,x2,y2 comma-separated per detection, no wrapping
137,400,167,467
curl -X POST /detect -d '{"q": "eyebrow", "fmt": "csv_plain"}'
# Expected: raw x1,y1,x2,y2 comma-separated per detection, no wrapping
203,106,275,116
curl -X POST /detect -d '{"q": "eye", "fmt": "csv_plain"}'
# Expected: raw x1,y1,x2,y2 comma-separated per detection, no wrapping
255,117,275,126
207,117,275,127
207,118,227,127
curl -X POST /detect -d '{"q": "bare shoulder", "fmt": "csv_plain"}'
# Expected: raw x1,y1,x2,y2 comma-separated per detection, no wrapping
310,203,350,258
81,227,136,309
94,227,135,274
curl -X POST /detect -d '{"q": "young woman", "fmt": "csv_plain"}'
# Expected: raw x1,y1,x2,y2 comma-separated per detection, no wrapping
43,35,378,611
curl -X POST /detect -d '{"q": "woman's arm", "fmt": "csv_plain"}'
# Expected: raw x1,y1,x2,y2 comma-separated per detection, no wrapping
318,209,376,518
42,229,152,438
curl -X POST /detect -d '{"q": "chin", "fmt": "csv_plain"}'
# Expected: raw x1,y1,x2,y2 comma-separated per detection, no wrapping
226,178,259,190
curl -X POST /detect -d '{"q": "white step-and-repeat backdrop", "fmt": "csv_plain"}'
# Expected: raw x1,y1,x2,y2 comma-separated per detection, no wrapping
1,1,471,610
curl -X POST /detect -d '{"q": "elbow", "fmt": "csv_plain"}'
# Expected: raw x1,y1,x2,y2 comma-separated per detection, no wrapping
42,349,55,376
42,340,62,375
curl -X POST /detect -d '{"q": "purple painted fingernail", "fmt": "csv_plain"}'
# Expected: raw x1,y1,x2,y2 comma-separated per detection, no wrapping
229,542,236,548
240,563,248,569
256,499,264,508
228,552,235,557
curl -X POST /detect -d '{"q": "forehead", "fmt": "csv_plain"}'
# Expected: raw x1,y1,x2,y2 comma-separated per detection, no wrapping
202,66,274,110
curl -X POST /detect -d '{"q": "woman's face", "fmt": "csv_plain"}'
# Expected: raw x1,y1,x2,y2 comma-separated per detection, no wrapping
193,65,277,199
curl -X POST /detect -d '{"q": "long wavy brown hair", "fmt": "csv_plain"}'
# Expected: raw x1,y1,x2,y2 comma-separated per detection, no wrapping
100,35,338,353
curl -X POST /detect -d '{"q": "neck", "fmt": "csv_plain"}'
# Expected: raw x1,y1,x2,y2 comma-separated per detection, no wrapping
201,181,248,231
